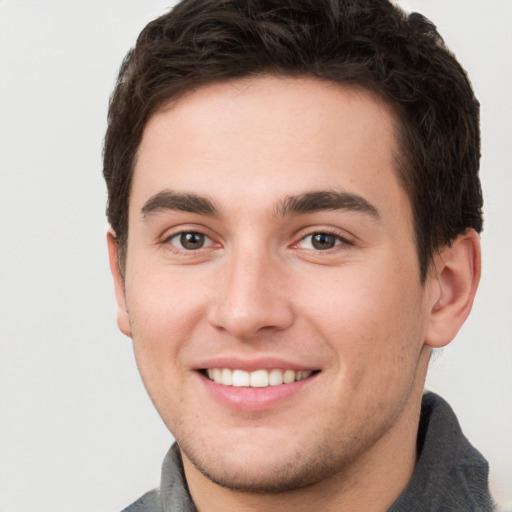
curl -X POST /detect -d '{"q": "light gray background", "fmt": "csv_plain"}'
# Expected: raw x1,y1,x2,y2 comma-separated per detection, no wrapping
0,1,510,510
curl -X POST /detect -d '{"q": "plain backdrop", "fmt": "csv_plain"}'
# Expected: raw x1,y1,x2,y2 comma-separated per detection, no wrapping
0,1,510,510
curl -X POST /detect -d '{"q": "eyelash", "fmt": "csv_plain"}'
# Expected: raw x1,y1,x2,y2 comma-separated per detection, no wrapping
295,230,353,252
162,228,353,255
164,230,215,253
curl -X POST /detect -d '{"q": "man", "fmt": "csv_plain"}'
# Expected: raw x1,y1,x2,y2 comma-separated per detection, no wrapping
103,0,495,510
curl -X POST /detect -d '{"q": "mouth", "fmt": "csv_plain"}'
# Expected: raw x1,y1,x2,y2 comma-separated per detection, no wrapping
201,368,319,388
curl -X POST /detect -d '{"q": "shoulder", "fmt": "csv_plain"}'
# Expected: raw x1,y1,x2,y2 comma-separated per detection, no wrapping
119,443,197,512
389,392,496,511
120,489,163,512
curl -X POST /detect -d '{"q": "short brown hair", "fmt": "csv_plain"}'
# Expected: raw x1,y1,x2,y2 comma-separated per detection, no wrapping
103,0,482,280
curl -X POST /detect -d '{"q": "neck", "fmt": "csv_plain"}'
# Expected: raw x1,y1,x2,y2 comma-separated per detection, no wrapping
184,347,430,512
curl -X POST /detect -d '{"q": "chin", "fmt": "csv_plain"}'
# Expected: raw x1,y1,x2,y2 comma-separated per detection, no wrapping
189,455,334,494
179,431,355,494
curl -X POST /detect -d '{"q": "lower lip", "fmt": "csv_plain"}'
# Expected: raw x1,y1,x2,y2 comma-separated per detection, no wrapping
198,372,318,412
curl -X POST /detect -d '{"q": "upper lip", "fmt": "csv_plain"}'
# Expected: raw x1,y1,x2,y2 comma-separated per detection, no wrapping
194,356,320,372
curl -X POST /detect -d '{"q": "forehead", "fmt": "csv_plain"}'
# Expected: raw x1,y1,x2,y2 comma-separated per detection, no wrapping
132,76,408,220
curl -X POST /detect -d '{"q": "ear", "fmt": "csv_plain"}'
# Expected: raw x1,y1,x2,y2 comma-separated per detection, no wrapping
107,229,132,338
425,229,481,348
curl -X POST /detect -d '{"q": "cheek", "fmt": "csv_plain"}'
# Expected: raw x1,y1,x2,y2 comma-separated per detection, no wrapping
297,265,404,332
127,266,207,336
307,275,426,431
124,269,208,388
298,263,425,372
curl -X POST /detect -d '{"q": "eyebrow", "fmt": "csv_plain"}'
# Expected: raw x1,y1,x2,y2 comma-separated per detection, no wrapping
141,190,220,218
140,189,379,220
275,190,380,219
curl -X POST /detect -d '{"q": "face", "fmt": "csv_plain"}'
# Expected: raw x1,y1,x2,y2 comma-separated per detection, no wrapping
111,76,439,493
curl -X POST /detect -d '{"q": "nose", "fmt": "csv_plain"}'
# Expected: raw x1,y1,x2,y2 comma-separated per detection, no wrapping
207,247,295,339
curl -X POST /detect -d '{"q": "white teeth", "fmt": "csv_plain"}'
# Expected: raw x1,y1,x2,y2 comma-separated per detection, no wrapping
283,369,296,384
250,369,269,387
232,369,250,387
205,368,314,387
268,369,284,386
221,368,233,386
297,370,310,381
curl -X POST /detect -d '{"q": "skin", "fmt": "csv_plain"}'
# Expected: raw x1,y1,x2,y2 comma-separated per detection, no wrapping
108,76,481,512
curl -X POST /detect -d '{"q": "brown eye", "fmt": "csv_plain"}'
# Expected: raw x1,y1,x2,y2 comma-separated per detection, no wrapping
180,232,205,249
311,233,337,250
298,232,344,251
168,231,211,251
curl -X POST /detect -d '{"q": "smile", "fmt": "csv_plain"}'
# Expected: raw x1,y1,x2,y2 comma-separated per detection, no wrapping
204,368,316,388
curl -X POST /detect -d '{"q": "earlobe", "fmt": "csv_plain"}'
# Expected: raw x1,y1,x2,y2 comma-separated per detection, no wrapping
425,229,481,348
106,229,132,338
